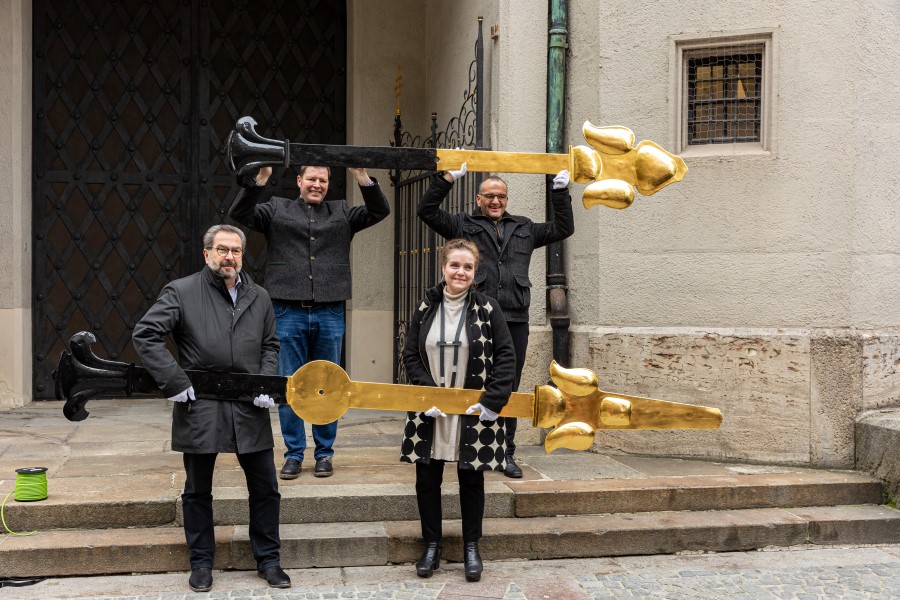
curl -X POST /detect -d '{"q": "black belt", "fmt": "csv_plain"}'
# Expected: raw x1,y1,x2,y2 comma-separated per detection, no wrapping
278,299,342,309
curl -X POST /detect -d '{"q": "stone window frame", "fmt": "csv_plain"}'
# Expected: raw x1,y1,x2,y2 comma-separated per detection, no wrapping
670,29,778,158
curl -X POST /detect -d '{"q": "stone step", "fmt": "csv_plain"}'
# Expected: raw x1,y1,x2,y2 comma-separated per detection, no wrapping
2,505,899,577
0,470,883,531
505,470,885,517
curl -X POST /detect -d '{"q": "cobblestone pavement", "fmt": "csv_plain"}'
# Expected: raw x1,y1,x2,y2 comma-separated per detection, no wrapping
5,545,900,600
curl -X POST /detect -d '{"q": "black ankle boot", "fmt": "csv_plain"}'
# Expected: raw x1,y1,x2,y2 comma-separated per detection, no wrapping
463,541,483,582
415,541,441,578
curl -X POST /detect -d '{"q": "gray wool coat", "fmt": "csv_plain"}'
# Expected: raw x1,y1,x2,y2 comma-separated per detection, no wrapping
132,267,280,454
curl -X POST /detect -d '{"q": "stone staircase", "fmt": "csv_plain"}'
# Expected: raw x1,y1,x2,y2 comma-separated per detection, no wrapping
1,401,899,577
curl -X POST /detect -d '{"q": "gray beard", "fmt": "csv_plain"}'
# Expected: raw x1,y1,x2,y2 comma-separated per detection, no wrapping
211,265,240,281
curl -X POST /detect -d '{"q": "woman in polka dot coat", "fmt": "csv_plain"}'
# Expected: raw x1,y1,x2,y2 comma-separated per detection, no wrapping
400,238,516,583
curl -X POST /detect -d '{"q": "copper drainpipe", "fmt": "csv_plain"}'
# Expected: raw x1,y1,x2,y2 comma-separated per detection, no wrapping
546,0,570,367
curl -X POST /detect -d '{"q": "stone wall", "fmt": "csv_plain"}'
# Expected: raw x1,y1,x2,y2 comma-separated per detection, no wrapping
548,327,899,468
862,331,900,411
0,0,31,409
856,409,900,502
345,0,426,383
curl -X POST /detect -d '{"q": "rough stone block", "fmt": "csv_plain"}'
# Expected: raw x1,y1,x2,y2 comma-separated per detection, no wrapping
245,522,390,569
810,329,863,468
383,518,423,564
517,509,809,558
862,331,900,410
788,505,900,545
578,327,900,468
856,408,900,501
588,326,813,464
0,474,178,530
509,472,883,517
178,482,514,526
0,526,232,576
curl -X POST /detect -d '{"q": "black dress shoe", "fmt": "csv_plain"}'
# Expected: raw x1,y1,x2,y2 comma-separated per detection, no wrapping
463,541,483,582
415,541,442,578
504,455,523,478
314,456,334,477
188,567,213,592
257,565,291,588
280,458,301,480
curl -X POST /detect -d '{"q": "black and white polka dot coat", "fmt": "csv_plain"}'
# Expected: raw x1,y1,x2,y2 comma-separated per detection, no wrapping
400,283,517,471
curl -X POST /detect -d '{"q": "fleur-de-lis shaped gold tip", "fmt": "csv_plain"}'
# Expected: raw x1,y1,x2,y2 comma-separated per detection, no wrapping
572,121,689,210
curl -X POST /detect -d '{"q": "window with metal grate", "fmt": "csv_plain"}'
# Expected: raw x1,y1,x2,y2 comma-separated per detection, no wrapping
687,50,763,145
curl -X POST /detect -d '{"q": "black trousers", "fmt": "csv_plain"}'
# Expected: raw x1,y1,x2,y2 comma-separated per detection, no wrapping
505,320,530,457
415,460,485,544
182,449,281,569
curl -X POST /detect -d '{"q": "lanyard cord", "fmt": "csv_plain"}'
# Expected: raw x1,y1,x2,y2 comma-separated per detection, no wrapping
437,296,467,388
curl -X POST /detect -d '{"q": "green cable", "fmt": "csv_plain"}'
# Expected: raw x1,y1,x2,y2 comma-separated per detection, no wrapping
1,467,48,536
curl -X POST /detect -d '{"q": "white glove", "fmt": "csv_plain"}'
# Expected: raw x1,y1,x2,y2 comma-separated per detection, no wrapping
446,161,467,182
424,406,447,418
552,169,570,190
253,394,275,409
167,386,195,403
465,403,499,422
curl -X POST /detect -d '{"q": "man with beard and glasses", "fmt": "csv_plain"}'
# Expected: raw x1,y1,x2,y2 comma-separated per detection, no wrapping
417,166,574,478
133,224,290,593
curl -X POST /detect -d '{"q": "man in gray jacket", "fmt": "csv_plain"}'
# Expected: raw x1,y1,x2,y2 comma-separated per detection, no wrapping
133,224,289,593
417,167,574,478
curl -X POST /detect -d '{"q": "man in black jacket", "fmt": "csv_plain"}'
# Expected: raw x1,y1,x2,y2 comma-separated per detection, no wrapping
230,166,389,480
133,224,290,592
417,166,574,478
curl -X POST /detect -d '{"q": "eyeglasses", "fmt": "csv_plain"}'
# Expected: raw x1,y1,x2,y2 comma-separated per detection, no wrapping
208,246,243,257
479,193,508,201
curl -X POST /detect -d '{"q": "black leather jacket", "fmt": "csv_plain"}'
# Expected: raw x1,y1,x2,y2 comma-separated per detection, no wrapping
417,175,574,322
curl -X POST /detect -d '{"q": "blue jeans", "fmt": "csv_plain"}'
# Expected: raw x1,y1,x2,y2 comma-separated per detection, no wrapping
274,301,345,462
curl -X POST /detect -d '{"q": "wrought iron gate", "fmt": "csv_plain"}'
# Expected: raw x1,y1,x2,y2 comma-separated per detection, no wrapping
391,20,485,384
31,0,347,397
